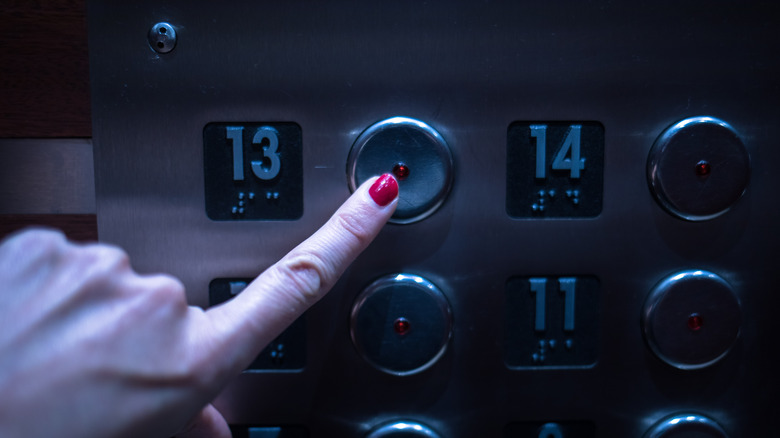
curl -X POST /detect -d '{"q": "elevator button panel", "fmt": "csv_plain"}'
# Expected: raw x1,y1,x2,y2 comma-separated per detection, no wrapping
90,1,778,436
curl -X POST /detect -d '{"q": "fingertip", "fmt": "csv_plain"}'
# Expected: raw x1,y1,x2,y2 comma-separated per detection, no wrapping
175,404,231,438
367,173,399,207
204,174,399,375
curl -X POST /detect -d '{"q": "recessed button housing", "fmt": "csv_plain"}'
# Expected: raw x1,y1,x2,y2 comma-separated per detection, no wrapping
348,117,454,224
366,420,442,438
647,116,750,221
644,413,728,438
350,274,452,375
641,270,741,370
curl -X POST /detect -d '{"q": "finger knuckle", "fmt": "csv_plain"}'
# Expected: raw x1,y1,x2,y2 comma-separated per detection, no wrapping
80,243,131,272
276,252,332,308
146,274,188,310
2,228,67,258
332,209,373,248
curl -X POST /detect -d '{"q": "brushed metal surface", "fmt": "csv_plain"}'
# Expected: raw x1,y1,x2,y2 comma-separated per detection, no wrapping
89,1,780,436
0,139,95,214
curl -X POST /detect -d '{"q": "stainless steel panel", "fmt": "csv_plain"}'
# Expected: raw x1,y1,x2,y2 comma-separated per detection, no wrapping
88,1,780,436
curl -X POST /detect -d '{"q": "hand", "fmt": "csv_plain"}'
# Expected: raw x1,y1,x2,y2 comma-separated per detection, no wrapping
0,175,399,438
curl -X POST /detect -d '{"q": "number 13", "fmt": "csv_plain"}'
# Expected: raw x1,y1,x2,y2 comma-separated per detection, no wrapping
226,126,281,181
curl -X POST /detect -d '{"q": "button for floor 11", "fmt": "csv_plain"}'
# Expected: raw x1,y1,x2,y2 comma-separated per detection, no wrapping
350,273,452,376
641,270,741,370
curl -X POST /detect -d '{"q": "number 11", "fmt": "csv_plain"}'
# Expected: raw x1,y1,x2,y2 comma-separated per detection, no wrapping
530,277,577,332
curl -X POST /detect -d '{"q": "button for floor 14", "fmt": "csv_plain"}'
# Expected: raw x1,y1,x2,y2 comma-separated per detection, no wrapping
347,117,454,224
505,276,599,368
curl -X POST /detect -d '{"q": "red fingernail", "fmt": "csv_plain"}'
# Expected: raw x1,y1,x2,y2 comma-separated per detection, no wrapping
368,174,398,207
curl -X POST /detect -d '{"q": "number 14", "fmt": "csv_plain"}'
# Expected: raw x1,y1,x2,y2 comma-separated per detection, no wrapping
530,125,585,179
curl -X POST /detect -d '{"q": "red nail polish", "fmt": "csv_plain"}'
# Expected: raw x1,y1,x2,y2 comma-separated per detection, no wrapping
369,174,398,207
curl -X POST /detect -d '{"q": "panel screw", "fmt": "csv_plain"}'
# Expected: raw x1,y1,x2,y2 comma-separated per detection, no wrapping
148,22,177,54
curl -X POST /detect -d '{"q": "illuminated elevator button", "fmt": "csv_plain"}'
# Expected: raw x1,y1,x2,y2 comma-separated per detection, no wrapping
641,270,741,370
647,116,749,221
348,117,453,224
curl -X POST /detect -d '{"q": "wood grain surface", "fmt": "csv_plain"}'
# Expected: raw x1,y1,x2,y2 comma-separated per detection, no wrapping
1,0,96,241
0,0,91,138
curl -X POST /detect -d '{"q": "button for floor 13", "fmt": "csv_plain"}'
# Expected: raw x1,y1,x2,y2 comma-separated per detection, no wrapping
505,277,599,367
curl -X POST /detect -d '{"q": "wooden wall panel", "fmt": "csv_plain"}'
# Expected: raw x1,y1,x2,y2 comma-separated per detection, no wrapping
0,0,91,138
0,214,97,242
0,0,96,241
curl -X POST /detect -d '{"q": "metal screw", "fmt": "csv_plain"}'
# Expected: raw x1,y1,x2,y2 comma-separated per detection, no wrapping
148,22,176,54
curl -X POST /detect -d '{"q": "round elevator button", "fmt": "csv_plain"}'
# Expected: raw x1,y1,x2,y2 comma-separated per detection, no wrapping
366,420,442,438
641,270,741,370
348,117,454,224
350,274,452,376
647,116,749,221
644,413,728,438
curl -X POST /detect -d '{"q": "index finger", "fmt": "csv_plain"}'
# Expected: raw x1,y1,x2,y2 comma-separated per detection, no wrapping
204,174,398,372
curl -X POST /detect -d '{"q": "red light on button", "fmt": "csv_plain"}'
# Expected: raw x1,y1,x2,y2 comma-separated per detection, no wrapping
394,317,411,335
695,160,712,177
392,163,410,180
688,313,704,331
